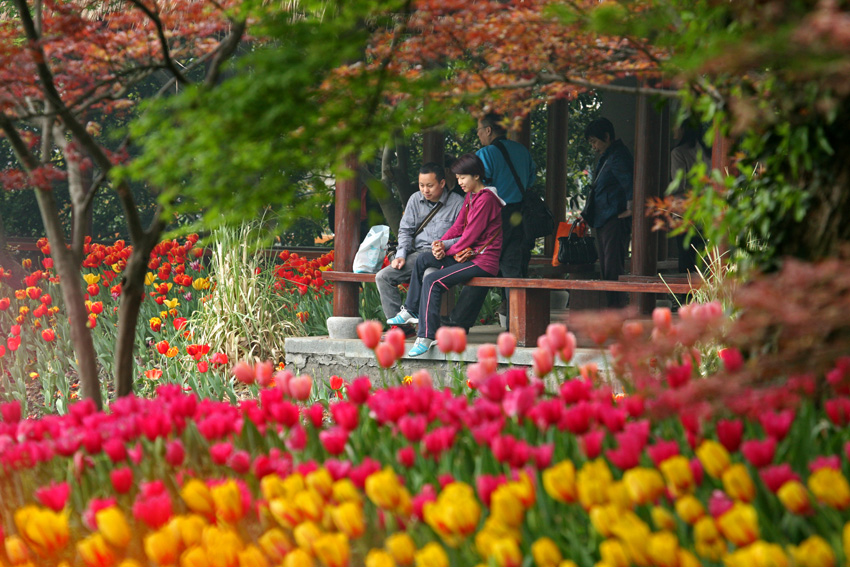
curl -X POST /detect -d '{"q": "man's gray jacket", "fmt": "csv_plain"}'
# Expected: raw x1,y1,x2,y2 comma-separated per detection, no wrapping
395,189,464,261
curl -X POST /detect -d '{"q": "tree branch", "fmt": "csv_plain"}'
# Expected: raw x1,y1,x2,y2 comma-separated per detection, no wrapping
204,19,247,88
126,0,189,86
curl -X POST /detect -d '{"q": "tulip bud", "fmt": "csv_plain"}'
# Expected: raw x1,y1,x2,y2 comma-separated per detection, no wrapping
289,374,313,401
232,361,255,385
357,320,382,349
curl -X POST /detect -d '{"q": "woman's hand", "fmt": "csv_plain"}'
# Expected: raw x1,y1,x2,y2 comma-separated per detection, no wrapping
432,240,445,260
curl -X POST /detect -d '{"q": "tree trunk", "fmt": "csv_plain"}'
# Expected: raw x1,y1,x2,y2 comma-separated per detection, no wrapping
114,233,160,397
0,213,27,289
34,187,102,409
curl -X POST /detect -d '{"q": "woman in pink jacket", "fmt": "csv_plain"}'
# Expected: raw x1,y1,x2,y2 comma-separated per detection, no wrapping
387,153,504,356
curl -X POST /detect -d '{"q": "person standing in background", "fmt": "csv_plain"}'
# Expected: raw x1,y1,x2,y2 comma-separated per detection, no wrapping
670,121,710,274
582,117,633,308
448,112,536,331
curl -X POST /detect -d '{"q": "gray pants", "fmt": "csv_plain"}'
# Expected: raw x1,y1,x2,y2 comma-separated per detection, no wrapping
375,250,424,320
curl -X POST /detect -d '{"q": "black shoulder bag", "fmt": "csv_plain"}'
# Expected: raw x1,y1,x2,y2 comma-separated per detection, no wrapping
492,140,555,242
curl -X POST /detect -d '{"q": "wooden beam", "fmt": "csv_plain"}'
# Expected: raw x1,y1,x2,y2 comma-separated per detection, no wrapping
632,88,662,313
332,155,361,317
545,99,569,256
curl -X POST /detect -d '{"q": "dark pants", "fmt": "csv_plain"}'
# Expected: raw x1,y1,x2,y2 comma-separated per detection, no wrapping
595,216,631,308
449,202,530,329
405,253,490,339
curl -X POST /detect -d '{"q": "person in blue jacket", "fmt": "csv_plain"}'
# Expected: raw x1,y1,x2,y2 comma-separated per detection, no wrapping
582,117,634,308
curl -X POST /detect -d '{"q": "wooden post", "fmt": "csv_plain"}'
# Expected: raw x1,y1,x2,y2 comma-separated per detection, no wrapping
422,129,444,168
508,115,531,149
631,89,662,313
333,155,361,317
657,104,671,263
545,99,569,256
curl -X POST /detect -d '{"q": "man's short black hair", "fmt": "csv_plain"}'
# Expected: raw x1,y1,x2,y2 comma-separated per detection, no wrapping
419,162,446,182
584,117,616,142
480,112,507,137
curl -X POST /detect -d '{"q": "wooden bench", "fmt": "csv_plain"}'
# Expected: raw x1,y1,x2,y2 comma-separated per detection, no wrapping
323,271,700,346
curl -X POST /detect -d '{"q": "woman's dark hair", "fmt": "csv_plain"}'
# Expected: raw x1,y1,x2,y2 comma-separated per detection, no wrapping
419,162,446,182
450,153,487,180
674,121,708,152
584,117,616,142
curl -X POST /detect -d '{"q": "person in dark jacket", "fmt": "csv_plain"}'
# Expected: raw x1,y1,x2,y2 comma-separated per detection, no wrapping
582,117,633,308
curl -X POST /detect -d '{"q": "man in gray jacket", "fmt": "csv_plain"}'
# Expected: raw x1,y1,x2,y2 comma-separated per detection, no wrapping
375,163,464,336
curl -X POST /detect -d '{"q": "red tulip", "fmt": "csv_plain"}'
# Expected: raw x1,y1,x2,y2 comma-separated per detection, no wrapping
35,481,70,511
399,414,427,442
330,375,345,390
374,342,397,369
666,360,692,389
0,400,22,423
255,361,274,387
533,444,554,469
7,335,21,351
559,401,593,435
305,403,324,428
173,317,188,330
132,491,173,529
289,374,313,401
356,320,382,349
319,426,349,455
825,397,850,426
110,467,133,494
165,440,186,467
397,446,416,468
210,442,233,465
0,297,9,311
346,376,371,404
228,450,252,474
741,437,776,468
719,347,744,372
502,387,536,419
330,401,359,431
759,409,795,441
385,327,406,359
759,464,799,493
646,440,680,467
580,430,605,459
560,379,593,404
102,438,127,463
716,419,744,452
652,307,672,331
197,361,209,373
606,436,642,470
41,328,56,342
232,361,256,385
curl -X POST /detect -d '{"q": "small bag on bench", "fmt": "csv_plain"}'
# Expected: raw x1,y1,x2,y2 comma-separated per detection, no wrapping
557,221,598,265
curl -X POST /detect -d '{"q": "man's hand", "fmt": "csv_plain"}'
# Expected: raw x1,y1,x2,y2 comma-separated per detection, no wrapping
432,240,445,260
390,257,406,269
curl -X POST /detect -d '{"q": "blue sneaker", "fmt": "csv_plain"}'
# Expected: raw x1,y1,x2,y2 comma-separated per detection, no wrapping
387,307,418,325
407,337,435,357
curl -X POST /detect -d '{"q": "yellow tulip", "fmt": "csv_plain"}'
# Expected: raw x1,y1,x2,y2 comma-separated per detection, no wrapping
542,460,577,503
306,468,334,500
366,549,397,567
164,297,179,309
716,502,759,547
283,548,315,567
237,544,270,567
14,505,70,556
117,561,144,567
693,516,726,561
314,533,350,567
192,277,210,290
490,538,523,567
171,514,207,549
726,541,789,567
180,545,210,567
294,489,325,523
674,494,705,525
606,481,633,510
385,532,416,566
577,459,613,510
474,519,521,560
695,440,731,478
647,531,679,567
211,480,245,524
414,542,449,567
490,484,525,528
676,549,701,567
331,502,365,539
599,539,630,567
557,562,578,567
145,272,157,285
658,455,695,497
258,528,294,563
260,474,286,500
509,471,536,508
611,512,651,566
331,479,362,506
144,529,179,566
650,506,677,532
365,467,404,511
622,468,665,506
777,480,812,515
808,467,850,510
283,473,307,497
721,463,756,502
589,504,622,538
791,535,835,567
96,507,132,548
5,534,30,564
269,498,303,529
293,521,323,555
531,537,562,567
844,522,850,563
83,273,101,285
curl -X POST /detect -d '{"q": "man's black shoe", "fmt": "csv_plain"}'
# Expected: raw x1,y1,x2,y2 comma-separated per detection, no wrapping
382,324,416,340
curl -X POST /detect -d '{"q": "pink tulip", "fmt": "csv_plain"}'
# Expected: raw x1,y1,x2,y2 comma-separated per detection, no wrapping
546,323,568,351
502,387,537,419
110,467,133,494
479,355,498,376
759,409,795,441
374,342,397,369
165,440,185,467
398,446,416,468
102,438,127,463
357,320,382,349
497,332,517,358
255,361,274,387
449,327,467,353
410,370,432,388
646,440,680,467
132,491,173,530
558,332,577,363
478,343,497,360
319,427,349,455
399,414,427,442
532,347,554,377
466,363,487,389
741,438,777,469
228,450,251,474
652,307,672,332
666,360,692,389
716,419,744,452
330,401,359,431
580,430,605,459
759,463,799,493
210,442,233,465
385,327,407,359
286,425,307,451
346,376,372,404
232,361,255,385
436,326,455,353
305,403,324,428
708,489,733,518
289,374,313,401
718,347,744,372
35,481,70,512
0,400,21,423
274,370,293,397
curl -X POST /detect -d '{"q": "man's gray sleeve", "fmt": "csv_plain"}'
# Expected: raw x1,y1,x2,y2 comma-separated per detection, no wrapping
395,194,419,261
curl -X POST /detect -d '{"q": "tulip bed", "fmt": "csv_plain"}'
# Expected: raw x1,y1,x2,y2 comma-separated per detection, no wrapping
2,284,850,567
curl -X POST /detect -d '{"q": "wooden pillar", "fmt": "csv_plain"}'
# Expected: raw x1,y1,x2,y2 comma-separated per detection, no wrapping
631,89,662,313
657,104,671,263
422,129,444,168
545,99,569,256
333,156,361,317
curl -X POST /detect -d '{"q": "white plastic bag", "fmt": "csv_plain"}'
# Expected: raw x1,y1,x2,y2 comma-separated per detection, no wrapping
353,225,390,273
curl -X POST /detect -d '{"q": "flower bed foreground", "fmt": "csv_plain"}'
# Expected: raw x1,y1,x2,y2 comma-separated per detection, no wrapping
1,314,850,567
